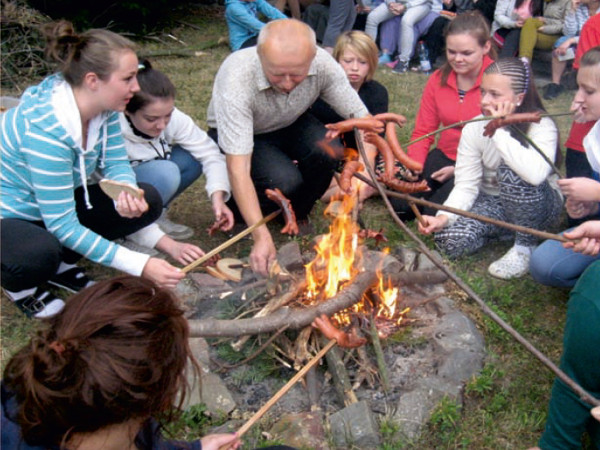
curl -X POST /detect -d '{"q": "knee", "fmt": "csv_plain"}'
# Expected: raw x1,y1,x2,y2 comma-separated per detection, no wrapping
137,162,181,205
529,242,565,286
138,183,163,222
272,170,304,197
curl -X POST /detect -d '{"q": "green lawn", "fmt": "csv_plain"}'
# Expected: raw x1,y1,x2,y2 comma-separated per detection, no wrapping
1,6,583,448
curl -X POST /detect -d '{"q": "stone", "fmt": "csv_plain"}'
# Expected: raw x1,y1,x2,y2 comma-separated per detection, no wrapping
269,411,330,450
416,250,442,272
199,372,237,415
188,337,211,369
188,272,230,288
277,241,304,273
328,400,381,448
394,247,419,271
363,249,403,275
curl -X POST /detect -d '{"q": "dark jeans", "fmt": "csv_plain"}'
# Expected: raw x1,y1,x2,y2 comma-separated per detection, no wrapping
390,148,455,220
565,148,595,227
1,183,162,291
423,16,450,66
497,28,521,57
210,113,339,221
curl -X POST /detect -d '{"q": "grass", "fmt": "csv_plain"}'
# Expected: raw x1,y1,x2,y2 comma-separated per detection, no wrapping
0,5,581,448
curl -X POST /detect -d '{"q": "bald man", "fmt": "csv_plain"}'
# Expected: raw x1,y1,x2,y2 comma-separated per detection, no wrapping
207,19,369,276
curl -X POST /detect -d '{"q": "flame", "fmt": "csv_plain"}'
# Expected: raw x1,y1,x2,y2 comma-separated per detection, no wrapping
303,194,408,328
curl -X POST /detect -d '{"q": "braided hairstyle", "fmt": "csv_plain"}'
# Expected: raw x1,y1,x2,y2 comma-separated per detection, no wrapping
40,20,137,87
484,57,559,157
3,276,196,448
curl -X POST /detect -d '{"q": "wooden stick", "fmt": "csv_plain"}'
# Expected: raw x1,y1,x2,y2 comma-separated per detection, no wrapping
352,131,600,407
182,210,281,273
234,339,337,439
409,201,426,227
401,111,573,149
352,172,570,244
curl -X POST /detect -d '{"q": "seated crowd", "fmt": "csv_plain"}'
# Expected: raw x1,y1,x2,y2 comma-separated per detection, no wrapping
1,10,599,450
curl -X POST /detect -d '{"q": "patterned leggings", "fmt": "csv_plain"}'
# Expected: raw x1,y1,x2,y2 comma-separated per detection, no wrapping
435,163,563,259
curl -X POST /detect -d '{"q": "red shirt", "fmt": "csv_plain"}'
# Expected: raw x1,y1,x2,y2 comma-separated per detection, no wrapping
574,14,600,70
407,55,495,166
565,120,595,152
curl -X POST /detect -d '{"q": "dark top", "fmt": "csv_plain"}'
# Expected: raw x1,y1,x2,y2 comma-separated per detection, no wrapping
538,261,600,449
310,79,389,150
1,383,201,450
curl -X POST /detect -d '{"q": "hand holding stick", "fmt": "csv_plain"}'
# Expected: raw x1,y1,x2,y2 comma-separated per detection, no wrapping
182,210,281,273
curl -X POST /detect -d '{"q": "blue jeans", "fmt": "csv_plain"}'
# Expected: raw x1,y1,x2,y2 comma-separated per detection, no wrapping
132,145,203,207
530,228,600,288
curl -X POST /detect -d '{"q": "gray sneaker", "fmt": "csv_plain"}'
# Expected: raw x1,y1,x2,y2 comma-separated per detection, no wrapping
156,209,194,240
392,60,410,74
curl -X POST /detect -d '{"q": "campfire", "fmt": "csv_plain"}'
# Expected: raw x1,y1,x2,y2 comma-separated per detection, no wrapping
301,194,410,334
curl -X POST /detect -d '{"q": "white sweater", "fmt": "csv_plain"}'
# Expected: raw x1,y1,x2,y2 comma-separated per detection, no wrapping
439,116,561,225
120,108,231,201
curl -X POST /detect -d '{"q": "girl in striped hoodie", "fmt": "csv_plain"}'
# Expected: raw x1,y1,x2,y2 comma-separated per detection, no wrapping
0,21,204,318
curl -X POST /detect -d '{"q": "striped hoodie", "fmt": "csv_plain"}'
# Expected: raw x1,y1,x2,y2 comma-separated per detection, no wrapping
0,74,151,275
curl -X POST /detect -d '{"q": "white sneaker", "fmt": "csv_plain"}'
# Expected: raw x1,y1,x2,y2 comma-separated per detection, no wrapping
115,238,159,256
488,246,531,280
6,288,65,319
156,209,193,240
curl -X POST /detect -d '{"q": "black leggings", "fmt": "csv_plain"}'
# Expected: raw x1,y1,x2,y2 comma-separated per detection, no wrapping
1,183,162,292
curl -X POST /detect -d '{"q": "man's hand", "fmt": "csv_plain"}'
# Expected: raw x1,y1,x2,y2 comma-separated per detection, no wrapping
250,232,277,276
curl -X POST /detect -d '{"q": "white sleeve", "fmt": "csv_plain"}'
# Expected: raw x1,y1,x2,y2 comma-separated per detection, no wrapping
166,108,231,201
492,117,557,186
438,122,485,226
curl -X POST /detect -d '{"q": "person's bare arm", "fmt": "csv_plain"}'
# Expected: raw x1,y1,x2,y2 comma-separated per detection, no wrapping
226,154,276,276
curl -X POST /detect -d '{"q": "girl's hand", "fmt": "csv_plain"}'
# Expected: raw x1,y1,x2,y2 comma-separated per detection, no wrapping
565,197,598,219
116,190,149,218
200,433,241,450
488,100,517,119
155,235,205,265
430,165,455,183
418,214,449,235
141,257,185,288
563,221,600,255
211,191,235,232
558,177,600,203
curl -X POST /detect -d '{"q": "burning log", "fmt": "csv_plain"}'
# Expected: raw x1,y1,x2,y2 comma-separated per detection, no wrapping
188,271,378,337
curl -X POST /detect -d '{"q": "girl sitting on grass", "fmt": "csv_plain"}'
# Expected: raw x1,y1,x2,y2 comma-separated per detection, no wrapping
418,57,563,279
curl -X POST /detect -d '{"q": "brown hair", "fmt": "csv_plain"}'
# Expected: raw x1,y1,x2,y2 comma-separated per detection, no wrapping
41,20,137,87
3,276,196,447
126,59,176,114
580,46,600,68
439,10,496,86
333,30,378,82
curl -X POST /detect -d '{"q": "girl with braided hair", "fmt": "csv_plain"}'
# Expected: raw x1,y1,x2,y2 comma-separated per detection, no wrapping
418,57,563,279
1,276,296,450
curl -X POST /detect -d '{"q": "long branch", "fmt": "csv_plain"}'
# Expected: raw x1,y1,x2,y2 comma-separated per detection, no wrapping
188,270,378,337
402,111,573,149
353,128,600,407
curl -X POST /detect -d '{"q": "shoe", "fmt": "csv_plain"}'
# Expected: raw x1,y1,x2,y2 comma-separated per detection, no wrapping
7,288,65,319
378,53,392,65
392,60,410,74
543,83,564,100
49,267,95,294
156,209,194,240
115,238,160,256
488,246,531,280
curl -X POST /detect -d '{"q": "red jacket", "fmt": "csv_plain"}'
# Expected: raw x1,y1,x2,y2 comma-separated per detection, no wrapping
407,55,495,166
574,13,600,70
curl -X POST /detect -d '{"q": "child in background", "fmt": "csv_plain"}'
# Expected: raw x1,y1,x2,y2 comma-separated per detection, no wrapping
122,60,234,242
225,0,287,51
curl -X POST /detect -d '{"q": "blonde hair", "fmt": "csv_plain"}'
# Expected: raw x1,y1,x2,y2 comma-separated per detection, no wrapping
41,20,137,86
333,30,378,81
